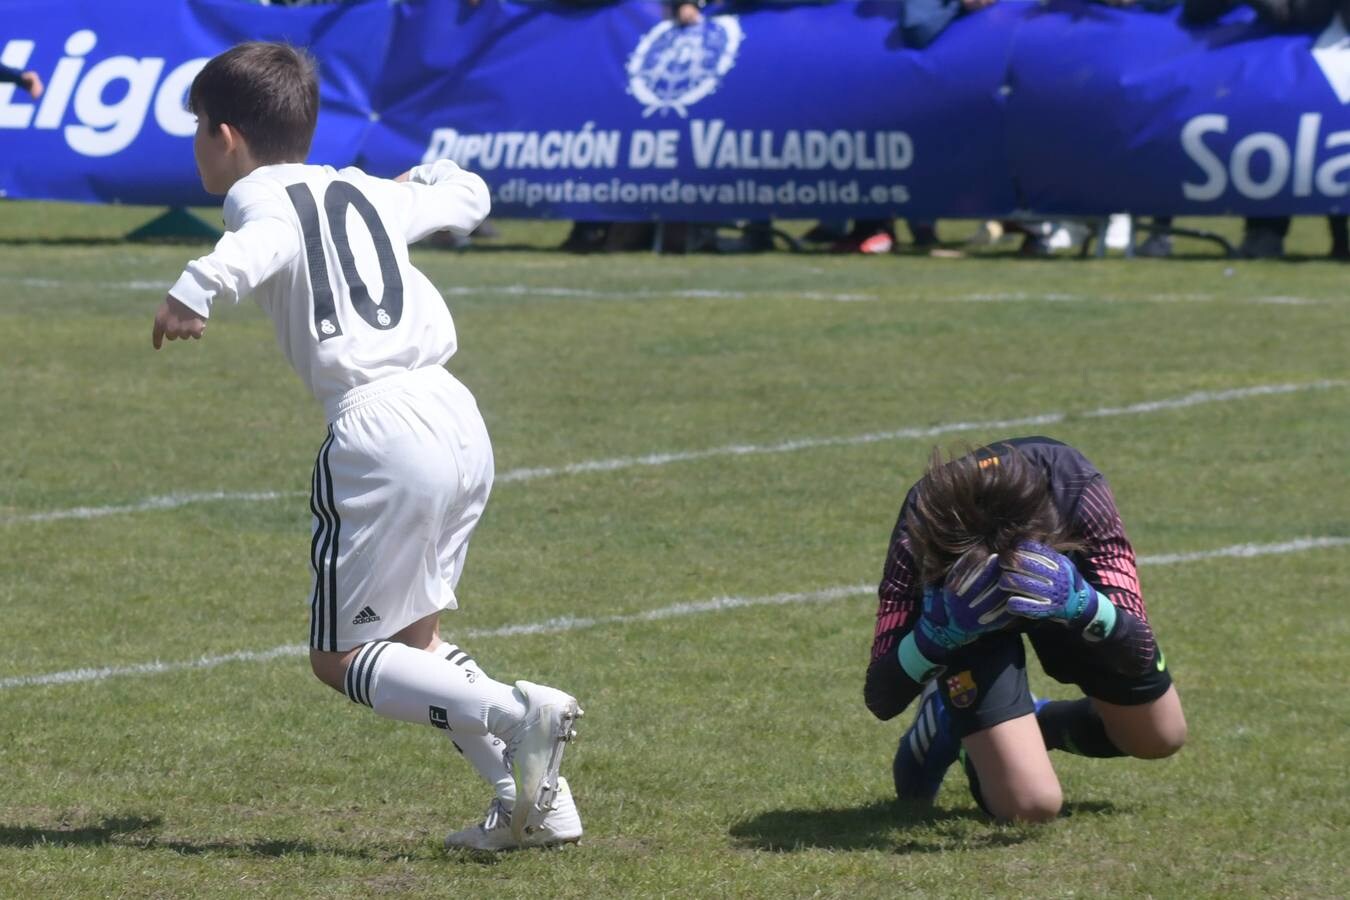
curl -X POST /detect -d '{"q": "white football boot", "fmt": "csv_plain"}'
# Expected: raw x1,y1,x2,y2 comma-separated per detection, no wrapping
444,796,513,851
519,775,582,848
504,681,582,844
443,777,582,852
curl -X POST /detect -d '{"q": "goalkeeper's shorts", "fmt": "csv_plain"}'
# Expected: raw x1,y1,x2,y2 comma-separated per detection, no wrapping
934,629,1173,740
1029,623,1173,706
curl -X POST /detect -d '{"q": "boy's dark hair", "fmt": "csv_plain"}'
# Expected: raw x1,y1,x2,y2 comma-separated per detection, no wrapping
907,444,1077,584
188,42,318,165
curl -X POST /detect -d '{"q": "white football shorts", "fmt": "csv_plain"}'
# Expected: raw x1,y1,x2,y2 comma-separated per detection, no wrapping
307,365,494,651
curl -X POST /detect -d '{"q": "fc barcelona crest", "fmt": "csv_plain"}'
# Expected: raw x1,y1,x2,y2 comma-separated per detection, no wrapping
946,670,979,709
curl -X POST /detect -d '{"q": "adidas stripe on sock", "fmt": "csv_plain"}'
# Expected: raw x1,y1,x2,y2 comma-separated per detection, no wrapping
343,640,525,736
440,642,476,669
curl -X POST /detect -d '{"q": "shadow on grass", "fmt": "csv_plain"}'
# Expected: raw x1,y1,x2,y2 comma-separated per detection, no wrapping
0,813,437,861
0,814,165,849
729,798,1120,853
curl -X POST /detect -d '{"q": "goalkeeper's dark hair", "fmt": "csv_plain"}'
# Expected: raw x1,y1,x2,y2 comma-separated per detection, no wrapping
907,444,1078,585
188,42,318,165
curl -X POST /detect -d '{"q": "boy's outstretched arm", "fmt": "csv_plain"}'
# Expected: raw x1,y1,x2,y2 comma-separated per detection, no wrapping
395,159,491,244
152,295,207,349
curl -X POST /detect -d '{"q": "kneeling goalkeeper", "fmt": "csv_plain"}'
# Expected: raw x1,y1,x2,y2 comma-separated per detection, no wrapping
865,436,1187,821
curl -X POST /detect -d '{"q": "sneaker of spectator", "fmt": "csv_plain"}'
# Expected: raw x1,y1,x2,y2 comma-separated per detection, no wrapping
603,222,656,252
1018,233,1053,257
1237,223,1286,259
966,220,1005,246
1135,233,1174,258
832,218,895,254
859,231,895,254
903,220,962,256
712,220,775,253
1103,213,1132,251
560,221,611,253
908,220,939,250
1046,221,1090,253
799,220,849,245
715,234,770,253
1327,214,1348,259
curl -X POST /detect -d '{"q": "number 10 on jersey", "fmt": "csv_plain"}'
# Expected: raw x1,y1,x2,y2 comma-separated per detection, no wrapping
287,180,405,342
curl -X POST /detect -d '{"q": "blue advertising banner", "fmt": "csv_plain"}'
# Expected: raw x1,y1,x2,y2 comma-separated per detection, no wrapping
359,0,1019,220
1005,1,1350,216
0,0,1347,218
0,1,382,205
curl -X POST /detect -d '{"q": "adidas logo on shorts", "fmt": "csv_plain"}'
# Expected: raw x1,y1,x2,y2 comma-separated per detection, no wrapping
352,606,382,625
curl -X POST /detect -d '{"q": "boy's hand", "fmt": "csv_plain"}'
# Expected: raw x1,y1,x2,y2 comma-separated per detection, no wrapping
152,295,207,349
21,71,44,99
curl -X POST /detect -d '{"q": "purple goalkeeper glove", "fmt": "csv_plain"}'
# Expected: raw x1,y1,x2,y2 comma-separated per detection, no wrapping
901,549,1013,680
1000,540,1116,640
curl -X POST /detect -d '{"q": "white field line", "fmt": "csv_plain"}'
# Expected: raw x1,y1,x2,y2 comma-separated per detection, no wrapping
955,292,1325,306
497,411,1063,482
3,276,1331,306
1140,536,1350,565
11,491,296,524
1079,381,1346,418
4,379,1346,524
497,379,1346,481
1255,296,1319,306
2,277,877,303
442,285,879,303
2,536,1346,692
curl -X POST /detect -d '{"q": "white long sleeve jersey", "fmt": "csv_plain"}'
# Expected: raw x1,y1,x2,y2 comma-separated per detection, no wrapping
170,159,490,419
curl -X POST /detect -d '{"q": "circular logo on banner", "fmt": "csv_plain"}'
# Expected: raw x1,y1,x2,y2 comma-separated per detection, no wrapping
627,17,744,118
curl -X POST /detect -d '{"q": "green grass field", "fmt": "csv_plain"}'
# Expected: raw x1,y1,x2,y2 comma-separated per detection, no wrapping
2,204,1347,898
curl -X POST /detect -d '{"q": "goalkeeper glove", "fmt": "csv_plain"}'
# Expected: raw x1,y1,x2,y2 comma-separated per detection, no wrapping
1000,540,1117,640
899,549,1012,682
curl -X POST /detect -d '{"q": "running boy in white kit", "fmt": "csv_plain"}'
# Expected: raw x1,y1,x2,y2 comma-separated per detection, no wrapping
151,42,582,851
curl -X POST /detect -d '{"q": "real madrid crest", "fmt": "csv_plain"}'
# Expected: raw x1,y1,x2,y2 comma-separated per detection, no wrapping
626,17,744,118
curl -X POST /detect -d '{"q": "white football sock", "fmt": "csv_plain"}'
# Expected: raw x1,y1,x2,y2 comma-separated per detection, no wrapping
433,641,515,803
345,641,526,738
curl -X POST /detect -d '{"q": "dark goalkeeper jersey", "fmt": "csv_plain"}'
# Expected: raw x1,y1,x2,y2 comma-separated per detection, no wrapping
866,436,1156,718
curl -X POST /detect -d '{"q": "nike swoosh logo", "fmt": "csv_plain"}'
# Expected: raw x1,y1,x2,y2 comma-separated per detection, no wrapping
1156,649,1167,672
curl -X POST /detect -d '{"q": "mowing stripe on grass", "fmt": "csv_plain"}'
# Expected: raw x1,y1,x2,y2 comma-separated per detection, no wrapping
2,536,1346,691
3,276,1331,306
4,379,1345,525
